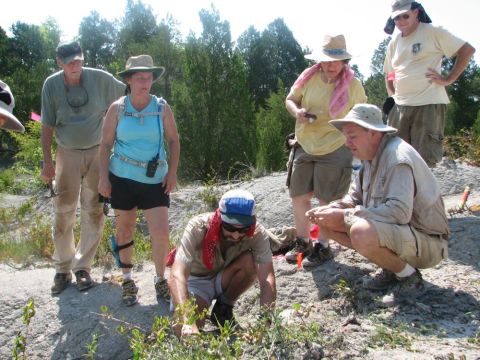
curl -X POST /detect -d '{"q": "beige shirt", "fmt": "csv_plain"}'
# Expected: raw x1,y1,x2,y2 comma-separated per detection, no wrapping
291,73,366,156
175,213,273,277
384,23,465,106
333,135,449,237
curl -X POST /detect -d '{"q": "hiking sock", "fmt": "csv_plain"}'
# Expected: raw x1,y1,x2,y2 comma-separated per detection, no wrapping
123,272,133,281
395,264,415,278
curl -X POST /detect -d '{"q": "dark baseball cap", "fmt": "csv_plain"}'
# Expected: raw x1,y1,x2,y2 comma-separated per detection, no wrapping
56,41,84,64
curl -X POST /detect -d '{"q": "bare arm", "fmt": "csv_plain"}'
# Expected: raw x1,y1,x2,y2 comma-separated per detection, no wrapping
98,102,119,198
162,103,180,194
285,90,310,124
385,78,395,97
426,42,476,86
256,261,276,309
168,259,200,337
41,124,55,183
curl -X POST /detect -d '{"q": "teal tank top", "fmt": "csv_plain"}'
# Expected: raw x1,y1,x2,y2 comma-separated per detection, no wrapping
109,95,168,184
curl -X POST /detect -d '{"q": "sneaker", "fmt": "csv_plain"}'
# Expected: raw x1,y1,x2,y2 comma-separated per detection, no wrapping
51,273,72,295
363,269,398,290
154,277,170,302
285,237,313,263
210,300,237,328
122,279,139,306
75,270,94,292
302,243,334,269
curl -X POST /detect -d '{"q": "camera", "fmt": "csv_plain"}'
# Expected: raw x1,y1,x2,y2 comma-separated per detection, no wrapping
304,112,317,124
146,156,159,177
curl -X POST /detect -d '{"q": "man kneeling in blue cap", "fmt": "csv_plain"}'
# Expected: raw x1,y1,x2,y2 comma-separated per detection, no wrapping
169,189,276,337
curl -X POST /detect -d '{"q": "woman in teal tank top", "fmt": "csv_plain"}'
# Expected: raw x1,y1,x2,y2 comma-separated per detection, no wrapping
98,55,180,306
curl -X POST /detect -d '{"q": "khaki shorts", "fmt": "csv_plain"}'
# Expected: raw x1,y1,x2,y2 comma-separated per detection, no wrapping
387,104,446,167
169,271,224,312
289,145,352,202
371,220,448,269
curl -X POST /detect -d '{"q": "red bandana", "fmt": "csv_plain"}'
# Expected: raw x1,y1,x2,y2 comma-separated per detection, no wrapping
202,209,256,269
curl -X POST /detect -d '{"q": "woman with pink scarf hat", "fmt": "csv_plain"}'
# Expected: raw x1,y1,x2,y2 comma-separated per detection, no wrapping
284,34,366,268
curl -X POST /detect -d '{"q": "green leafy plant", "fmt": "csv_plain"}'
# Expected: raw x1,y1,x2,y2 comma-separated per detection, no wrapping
12,297,36,360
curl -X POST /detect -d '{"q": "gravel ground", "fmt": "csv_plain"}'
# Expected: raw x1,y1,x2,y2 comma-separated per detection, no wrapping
0,158,479,359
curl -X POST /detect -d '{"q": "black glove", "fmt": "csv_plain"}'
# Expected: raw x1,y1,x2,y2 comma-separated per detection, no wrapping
382,97,395,117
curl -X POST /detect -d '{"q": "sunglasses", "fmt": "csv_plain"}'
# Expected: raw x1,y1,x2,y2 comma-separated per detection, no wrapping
65,83,89,109
222,222,251,234
393,14,410,21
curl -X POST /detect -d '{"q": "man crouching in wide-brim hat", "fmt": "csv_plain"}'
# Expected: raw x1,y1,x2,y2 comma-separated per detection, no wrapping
306,104,449,304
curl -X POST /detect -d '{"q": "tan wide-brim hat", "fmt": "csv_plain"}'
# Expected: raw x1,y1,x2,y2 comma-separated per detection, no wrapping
117,55,166,82
0,80,25,133
329,104,397,133
305,34,352,62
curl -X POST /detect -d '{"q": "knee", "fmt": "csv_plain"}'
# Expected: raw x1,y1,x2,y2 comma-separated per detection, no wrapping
116,224,135,241
349,220,377,251
236,252,256,277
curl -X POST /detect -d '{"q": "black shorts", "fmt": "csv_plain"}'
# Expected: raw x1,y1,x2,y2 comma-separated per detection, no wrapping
109,172,170,210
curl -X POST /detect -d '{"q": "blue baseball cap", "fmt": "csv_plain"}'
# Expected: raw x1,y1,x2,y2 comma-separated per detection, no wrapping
218,189,256,226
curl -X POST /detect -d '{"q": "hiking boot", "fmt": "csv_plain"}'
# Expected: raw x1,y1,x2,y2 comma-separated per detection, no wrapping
285,237,313,263
302,243,334,269
51,272,72,295
392,269,425,295
154,277,170,302
363,269,398,290
210,300,237,328
75,270,94,292
122,279,139,307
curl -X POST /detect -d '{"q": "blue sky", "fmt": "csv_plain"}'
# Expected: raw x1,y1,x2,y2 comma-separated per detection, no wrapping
1,0,479,77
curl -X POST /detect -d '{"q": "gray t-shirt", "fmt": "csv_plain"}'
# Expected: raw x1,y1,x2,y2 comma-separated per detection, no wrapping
41,67,125,149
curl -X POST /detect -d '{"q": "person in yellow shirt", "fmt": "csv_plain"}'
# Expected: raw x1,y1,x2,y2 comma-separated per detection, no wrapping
384,0,475,167
285,34,367,268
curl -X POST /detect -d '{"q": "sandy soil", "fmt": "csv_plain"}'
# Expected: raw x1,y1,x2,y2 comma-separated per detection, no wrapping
0,159,479,359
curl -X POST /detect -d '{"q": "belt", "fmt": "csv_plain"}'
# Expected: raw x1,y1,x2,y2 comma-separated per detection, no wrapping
113,153,167,169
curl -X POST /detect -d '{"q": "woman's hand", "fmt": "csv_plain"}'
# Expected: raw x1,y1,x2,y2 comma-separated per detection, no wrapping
295,108,311,124
98,177,112,198
162,171,177,195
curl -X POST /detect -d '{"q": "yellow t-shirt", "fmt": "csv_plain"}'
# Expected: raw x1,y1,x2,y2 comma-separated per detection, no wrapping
384,23,465,106
291,73,367,156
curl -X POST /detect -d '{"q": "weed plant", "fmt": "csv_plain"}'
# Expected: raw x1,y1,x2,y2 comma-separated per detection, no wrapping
94,301,324,359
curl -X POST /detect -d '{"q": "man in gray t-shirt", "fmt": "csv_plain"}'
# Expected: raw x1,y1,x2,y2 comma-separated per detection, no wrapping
41,41,125,295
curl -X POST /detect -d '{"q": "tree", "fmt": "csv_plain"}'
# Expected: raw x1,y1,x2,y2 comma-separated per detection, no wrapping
172,7,255,180
117,0,159,59
444,58,480,134
78,11,117,68
236,18,307,110
256,83,292,172
363,37,390,107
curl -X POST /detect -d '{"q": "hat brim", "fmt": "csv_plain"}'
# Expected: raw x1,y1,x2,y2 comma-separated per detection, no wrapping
60,53,84,65
391,4,412,18
305,51,352,63
0,108,25,133
329,119,397,133
118,67,166,83
221,213,256,227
